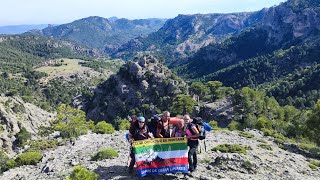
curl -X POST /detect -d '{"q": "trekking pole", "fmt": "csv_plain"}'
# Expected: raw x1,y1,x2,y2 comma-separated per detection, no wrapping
204,140,207,152
127,145,131,168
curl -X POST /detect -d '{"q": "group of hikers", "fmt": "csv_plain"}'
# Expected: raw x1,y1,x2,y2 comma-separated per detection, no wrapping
127,111,201,174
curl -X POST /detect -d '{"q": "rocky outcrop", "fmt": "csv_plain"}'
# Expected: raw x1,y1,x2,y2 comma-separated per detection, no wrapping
197,97,234,127
86,55,187,122
0,96,54,157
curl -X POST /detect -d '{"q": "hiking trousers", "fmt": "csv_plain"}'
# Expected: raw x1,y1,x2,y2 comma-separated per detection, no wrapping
188,139,199,171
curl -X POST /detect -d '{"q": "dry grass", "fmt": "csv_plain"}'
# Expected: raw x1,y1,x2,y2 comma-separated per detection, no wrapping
35,59,83,77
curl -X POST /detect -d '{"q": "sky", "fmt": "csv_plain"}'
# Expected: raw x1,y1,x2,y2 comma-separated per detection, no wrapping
0,0,287,26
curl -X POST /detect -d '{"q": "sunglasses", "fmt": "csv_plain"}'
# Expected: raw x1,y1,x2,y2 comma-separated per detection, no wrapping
138,121,145,124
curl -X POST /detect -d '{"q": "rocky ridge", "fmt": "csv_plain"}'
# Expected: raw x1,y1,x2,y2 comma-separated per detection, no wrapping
1,130,320,179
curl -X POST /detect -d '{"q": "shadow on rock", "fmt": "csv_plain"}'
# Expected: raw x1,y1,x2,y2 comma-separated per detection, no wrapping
94,165,183,180
282,143,320,159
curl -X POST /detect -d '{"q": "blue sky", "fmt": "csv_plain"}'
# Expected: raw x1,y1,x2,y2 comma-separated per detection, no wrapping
0,0,286,26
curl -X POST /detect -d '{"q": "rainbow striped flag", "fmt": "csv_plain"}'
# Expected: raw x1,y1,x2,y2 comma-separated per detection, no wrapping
133,137,188,177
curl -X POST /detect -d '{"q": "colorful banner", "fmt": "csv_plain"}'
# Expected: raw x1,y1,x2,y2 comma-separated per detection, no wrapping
133,137,188,177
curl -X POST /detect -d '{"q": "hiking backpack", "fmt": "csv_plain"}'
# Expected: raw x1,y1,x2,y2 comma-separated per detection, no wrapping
192,117,206,140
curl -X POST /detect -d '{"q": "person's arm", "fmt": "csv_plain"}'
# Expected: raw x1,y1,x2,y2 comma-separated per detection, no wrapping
128,125,135,143
146,127,154,139
187,125,199,139
156,122,163,138
171,128,176,137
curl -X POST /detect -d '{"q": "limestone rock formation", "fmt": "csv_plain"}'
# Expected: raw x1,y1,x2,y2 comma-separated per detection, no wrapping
0,96,54,157
86,55,187,121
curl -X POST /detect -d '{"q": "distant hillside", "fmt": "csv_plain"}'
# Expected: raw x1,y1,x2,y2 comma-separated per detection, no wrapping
28,16,166,53
176,0,320,108
0,24,48,35
112,10,268,64
0,34,101,73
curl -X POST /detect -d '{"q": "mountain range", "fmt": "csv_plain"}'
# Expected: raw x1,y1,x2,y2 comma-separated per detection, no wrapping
28,16,166,54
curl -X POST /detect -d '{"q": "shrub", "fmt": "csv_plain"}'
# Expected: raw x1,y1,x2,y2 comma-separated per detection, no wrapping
15,151,43,166
209,120,220,130
5,159,16,170
86,120,95,130
66,166,98,180
298,143,320,157
239,131,254,138
257,139,267,143
16,127,31,147
310,160,320,167
261,128,275,136
37,126,54,137
212,144,247,155
258,144,273,151
115,119,130,130
53,104,88,138
228,121,240,131
309,163,318,170
29,139,58,151
0,151,9,173
91,148,119,161
94,122,115,134
242,160,253,170
21,96,33,103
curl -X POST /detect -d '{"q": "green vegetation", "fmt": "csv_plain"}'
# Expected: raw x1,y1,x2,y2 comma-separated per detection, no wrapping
238,131,254,138
209,120,220,130
309,163,318,170
0,151,9,173
258,144,273,151
91,148,119,161
189,81,234,102
172,94,196,115
65,166,98,180
242,160,254,170
93,122,115,134
80,59,124,73
310,160,320,168
53,104,88,138
15,151,43,166
15,127,31,147
306,100,320,145
212,144,247,155
228,121,240,131
115,119,130,130
298,143,320,157
28,139,59,151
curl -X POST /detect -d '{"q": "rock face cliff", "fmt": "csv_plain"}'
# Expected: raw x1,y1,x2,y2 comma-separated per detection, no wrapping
86,55,187,122
0,96,54,157
178,0,320,80
112,11,267,64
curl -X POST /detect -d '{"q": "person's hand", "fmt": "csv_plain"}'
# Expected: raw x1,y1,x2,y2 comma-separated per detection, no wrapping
129,139,133,144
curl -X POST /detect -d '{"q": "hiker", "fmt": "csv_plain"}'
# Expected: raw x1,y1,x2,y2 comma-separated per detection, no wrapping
148,114,161,137
184,114,199,172
171,119,186,137
128,116,153,173
156,111,171,138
